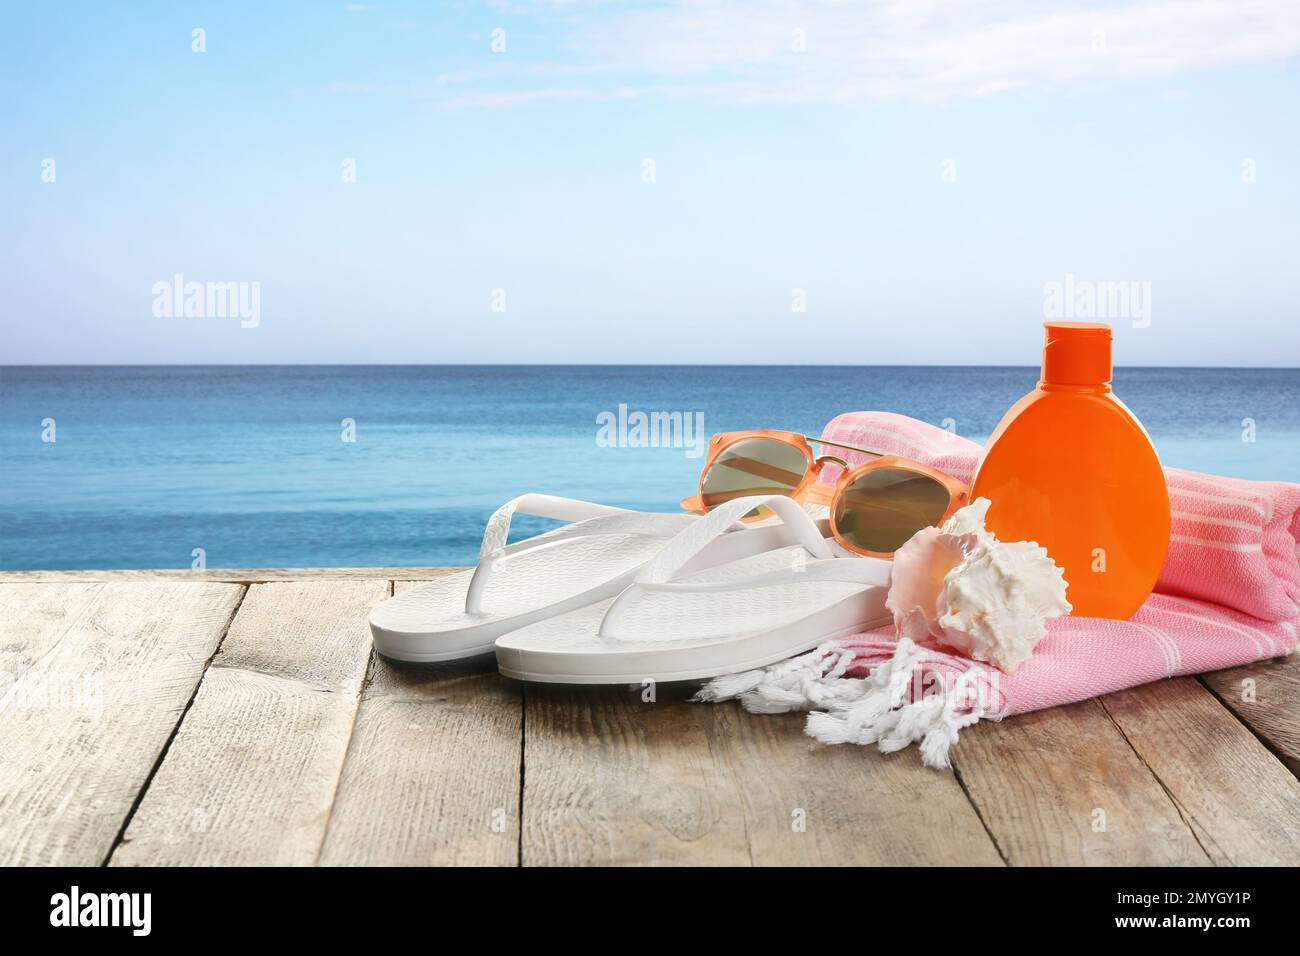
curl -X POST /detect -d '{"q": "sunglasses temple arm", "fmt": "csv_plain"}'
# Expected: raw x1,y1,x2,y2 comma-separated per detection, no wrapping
712,457,808,487
806,436,889,458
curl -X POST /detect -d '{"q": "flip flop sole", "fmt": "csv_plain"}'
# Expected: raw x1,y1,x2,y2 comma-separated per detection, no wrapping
494,547,890,683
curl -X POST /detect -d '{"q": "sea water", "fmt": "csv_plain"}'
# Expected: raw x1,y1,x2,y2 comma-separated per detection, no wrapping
1,365,1296,570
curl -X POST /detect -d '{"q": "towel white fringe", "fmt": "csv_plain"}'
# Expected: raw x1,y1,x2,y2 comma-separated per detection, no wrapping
697,638,989,769
693,642,867,713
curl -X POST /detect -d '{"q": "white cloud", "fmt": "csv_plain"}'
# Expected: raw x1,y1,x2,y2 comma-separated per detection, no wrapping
581,0,1300,102
338,0,1300,108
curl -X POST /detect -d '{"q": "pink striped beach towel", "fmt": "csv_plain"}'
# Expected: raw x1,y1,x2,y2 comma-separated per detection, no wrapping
698,412,1300,768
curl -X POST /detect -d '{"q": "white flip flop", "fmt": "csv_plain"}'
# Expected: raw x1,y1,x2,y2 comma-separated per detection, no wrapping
494,495,892,684
370,493,824,663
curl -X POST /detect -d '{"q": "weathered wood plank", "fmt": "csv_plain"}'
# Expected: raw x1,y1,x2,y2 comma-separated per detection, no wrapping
522,682,1003,866
523,683,750,866
5,570,1293,868
706,694,1004,866
1200,652,1300,776
0,581,244,866
1100,677,1300,865
209,580,383,692
0,567,461,584
0,582,103,679
109,580,386,867
321,661,522,866
319,580,522,866
952,699,1210,865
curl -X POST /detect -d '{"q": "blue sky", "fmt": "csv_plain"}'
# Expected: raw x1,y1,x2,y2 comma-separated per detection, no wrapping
2,1,1298,365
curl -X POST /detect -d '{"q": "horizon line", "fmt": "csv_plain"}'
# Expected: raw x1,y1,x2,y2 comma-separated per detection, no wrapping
3,362,1298,371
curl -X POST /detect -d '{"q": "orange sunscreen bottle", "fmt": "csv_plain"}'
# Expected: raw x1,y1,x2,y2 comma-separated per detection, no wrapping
970,322,1170,619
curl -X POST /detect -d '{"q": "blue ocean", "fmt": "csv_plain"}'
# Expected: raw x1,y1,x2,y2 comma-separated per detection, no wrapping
2,365,1297,571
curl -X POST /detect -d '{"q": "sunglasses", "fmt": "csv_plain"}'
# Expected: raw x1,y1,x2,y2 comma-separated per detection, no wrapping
679,430,969,557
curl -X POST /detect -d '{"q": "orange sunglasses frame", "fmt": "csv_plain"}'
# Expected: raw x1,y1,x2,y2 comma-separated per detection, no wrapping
679,429,969,558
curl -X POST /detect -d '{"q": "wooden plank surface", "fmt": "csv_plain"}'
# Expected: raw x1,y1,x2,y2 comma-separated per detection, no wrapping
521,681,1003,866
1101,677,1300,866
320,658,522,866
1200,652,1300,776
0,567,461,584
109,580,386,866
701,692,1005,866
2,572,1296,867
0,581,244,866
319,582,523,866
0,582,103,679
952,699,1210,865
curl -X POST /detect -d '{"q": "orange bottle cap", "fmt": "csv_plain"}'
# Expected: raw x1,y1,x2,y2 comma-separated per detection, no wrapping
1041,321,1112,386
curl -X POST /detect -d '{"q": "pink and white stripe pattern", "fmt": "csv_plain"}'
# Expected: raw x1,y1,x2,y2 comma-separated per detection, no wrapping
819,593,1298,723
700,412,1300,767
817,411,1300,624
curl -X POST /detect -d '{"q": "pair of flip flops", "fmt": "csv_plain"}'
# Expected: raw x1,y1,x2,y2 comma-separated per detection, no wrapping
369,492,891,683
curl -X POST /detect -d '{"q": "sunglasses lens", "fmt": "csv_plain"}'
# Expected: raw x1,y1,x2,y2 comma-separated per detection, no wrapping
834,467,951,554
701,438,809,517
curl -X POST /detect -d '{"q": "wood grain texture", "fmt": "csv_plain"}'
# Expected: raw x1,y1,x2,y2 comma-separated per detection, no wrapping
703,694,1004,866
522,682,1003,866
5,574,1298,868
0,581,244,866
0,567,462,584
319,580,522,866
207,580,385,692
952,699,1210,866
320,659,522,866
1100,677,1300,866
0,582,102,678
1200,653,1300,776
109,580,386,866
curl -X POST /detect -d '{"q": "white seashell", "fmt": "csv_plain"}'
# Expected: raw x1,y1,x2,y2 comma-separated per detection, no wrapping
935,539,1071,672
884,497,1071,673
884,526,965,634
939,496,996,549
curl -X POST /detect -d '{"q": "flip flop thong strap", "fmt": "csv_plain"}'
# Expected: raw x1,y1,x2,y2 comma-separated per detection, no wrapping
598,494,886,639
478,494,632,560
637,495,832,585
466,494,636,615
